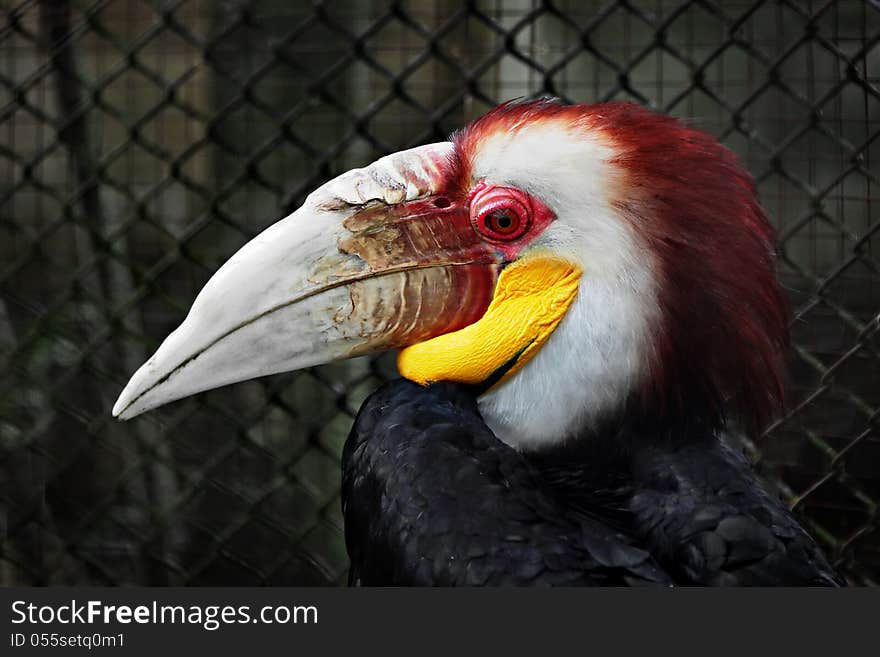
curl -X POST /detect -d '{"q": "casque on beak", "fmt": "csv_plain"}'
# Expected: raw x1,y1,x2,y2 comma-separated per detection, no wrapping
112,143,501,420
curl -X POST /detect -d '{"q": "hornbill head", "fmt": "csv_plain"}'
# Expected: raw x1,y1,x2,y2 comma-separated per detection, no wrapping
113,100,788,448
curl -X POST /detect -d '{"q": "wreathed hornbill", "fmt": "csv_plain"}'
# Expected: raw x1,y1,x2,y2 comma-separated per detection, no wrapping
114,99,843,586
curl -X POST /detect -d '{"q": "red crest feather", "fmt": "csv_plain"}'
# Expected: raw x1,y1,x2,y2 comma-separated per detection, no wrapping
596,102,788,431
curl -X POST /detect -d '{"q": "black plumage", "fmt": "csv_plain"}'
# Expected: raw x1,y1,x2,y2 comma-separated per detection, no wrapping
342,379,843,586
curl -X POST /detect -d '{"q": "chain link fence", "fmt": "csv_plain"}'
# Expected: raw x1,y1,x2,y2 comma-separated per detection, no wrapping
1,0,878,586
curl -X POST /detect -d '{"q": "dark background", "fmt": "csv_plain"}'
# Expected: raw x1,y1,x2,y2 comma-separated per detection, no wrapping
1,0,878,585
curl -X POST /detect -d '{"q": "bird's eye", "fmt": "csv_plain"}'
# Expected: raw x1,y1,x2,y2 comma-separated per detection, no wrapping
483,208,518,234
471,185,531,242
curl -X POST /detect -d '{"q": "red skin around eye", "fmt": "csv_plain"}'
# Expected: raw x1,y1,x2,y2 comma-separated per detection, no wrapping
468,182,555,261
475,197,529,241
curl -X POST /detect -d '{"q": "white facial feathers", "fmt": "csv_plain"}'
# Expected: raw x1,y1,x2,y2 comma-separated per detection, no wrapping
468,120,661,450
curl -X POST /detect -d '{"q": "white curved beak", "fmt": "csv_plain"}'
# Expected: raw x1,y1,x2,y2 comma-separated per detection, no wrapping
113,143,500,419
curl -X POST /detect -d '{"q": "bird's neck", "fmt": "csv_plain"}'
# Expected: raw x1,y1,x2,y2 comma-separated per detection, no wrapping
476,268,659,451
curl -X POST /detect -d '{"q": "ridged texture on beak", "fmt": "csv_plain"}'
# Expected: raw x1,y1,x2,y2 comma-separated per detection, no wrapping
113,143,499,419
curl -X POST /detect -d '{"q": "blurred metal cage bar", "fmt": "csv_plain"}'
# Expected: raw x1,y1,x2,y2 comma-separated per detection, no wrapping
0,0,878,585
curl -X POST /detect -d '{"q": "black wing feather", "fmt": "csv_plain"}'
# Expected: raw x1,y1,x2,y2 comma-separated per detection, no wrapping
627,438,843,586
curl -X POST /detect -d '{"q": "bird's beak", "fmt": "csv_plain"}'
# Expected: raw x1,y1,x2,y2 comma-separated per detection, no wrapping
112,143,501,420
